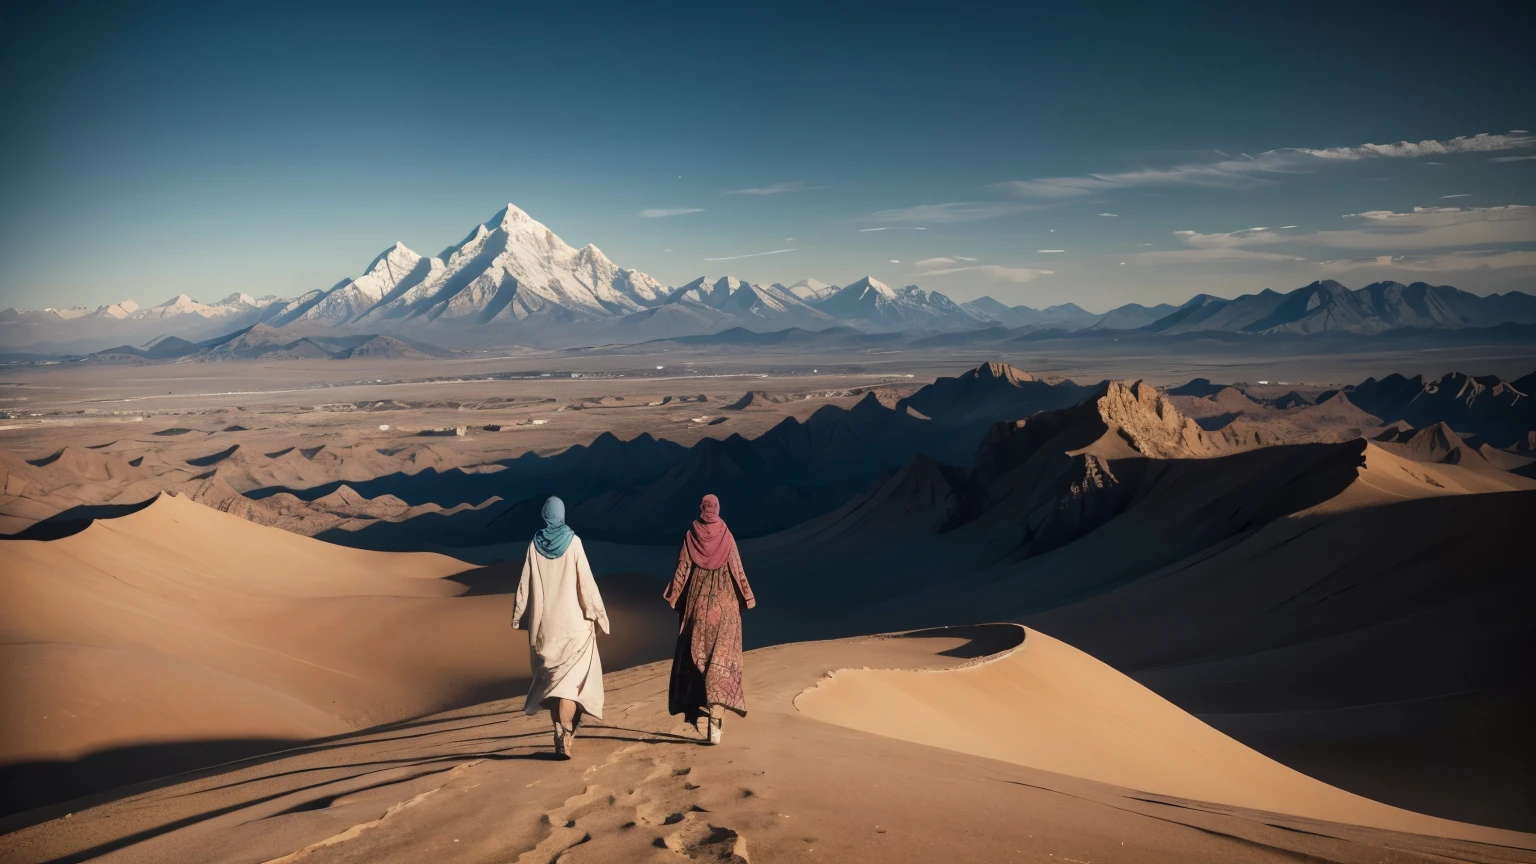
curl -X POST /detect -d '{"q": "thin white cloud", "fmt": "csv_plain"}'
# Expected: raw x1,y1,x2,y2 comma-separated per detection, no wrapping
915,255,979,268
915,264,1055,283
888,259,900,263
913,257,1053,283
1126,205,1535,266
1121,226,1306,264
1214,149,1231,157
1490,155,1536,163
725,181,819,196
1320,205,1535,249
1440,194,1471,199
1098,212,1119,217
1173,227,1289,248
640,208,704,218
1278,225,1298,229
1296,133,1534,160
703,248,798,261
979,266,1055,283
1037,249,1065,253
862,202,1033,224
1319,251,1536,272
858,226,928,232
1127,247,1307,265
996,131,1536,199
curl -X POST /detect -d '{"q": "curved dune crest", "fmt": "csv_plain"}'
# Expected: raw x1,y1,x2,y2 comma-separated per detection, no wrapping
795,625,1533,848
0,493,476,764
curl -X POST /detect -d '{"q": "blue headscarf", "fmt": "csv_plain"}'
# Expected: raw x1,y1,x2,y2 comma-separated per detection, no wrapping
532,496,575,559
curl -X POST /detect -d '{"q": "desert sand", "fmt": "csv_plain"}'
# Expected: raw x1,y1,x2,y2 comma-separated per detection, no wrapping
0,493,677,816
796,627,1521,844
2,355,1533,858
1,625,1531,864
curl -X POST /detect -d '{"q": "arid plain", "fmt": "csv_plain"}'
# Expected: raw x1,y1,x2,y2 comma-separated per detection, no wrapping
2,337,1534,864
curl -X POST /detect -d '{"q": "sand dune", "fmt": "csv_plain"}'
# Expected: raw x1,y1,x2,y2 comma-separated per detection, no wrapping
795,626,1525,846
1331,438,1534,505
3,626,1529,864
4,361,1533,848
0,494,676,816
744,408,1534,828
1016,471,1536,828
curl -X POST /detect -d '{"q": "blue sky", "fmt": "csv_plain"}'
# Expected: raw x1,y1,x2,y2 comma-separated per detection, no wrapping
1,1,1532,313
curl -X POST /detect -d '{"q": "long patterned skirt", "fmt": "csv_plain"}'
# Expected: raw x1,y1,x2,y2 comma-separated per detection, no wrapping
668,562,747,721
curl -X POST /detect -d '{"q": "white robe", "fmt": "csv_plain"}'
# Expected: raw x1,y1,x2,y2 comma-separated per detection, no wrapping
511,535,610,719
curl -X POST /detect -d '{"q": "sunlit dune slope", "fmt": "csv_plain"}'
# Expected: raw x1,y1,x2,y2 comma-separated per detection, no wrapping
795,626,1531,848
5,625,1530,864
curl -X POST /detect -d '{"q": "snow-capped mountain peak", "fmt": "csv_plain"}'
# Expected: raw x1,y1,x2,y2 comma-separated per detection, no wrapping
349,203,667,325
780,278,836,303
817,276,980,329
848,276,897,299
294,242,430,325
131,294,214,319
92,299,140,320
669,276,751,305
664,276,834,326
492,202,538,232
127,293,271,321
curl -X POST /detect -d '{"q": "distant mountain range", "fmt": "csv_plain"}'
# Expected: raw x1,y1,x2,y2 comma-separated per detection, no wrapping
87,326,453,363
5,202,1535,354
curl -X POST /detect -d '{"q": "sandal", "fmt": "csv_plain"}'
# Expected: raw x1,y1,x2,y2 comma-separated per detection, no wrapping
707,715,723,746
553,720,575,759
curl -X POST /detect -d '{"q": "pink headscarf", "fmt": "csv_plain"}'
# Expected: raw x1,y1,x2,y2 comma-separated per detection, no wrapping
685,494,735,570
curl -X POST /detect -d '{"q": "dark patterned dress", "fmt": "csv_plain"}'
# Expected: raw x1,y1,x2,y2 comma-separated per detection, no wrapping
665,542,756,721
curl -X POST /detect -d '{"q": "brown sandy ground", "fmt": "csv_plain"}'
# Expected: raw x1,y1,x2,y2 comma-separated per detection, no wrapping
4,359,1532,547
0,363,927,537
3,359,1534,847
0,493,677,816
1,625,1531,864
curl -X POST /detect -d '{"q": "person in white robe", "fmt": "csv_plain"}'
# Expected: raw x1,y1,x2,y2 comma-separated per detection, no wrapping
511,496,609,758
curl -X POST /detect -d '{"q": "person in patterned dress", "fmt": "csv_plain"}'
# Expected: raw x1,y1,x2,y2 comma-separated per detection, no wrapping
664,494,757,744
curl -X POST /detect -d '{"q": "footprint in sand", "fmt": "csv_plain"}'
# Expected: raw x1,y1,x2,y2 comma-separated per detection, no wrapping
513,743,752,863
